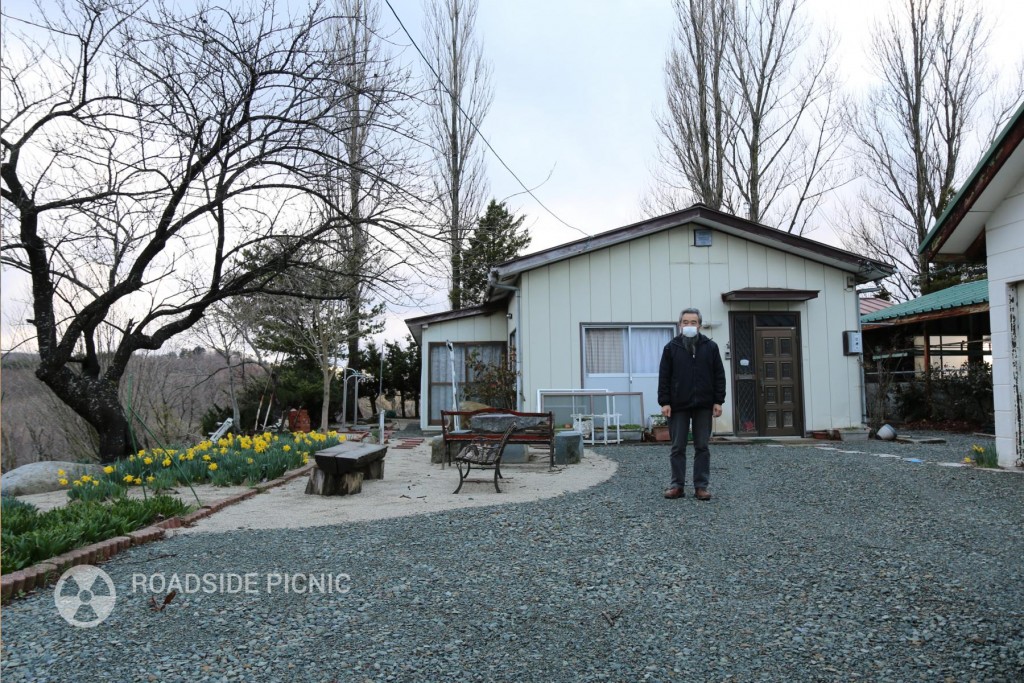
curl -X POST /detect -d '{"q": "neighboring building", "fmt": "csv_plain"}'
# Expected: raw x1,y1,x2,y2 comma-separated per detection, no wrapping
859,296,894,317
920,100,1024,467
860,279,991,377
407,204,893,436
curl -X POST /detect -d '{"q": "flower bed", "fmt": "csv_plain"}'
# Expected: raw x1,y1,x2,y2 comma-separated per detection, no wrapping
60,431,345,501
1,495,192,573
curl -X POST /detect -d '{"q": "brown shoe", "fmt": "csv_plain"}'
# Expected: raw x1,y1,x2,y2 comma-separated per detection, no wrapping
694,488,712,501
663,487,684,499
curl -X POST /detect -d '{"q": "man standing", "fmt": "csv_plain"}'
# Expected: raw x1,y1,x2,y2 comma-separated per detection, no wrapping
658,308,726,501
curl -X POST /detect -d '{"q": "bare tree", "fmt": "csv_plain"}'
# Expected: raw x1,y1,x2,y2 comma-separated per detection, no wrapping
0,0,426,461
651,0,845,234
423,0,492,309
845,0,996,299
653,0,734,214
320,0,418,398
247,236,385,432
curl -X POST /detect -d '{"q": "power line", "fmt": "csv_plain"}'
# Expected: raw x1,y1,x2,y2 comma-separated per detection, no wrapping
382,0,590,238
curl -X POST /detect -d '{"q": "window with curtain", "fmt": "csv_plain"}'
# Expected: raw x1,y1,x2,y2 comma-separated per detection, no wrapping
427,342,507,424
585,327,626,374
630,327,674,373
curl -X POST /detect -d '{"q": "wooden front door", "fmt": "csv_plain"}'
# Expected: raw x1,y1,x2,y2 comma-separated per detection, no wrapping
755,327,802,436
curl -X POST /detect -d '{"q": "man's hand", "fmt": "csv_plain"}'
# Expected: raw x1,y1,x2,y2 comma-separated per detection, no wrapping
661,405,671,418
712,404,723,418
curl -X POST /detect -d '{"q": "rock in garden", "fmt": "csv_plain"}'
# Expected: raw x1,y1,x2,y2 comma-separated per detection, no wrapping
1,460,105,496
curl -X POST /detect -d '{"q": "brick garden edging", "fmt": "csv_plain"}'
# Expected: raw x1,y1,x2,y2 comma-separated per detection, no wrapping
0,463,315,603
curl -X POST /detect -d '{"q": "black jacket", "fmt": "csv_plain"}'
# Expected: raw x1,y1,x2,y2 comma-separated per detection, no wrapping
657,333,726,410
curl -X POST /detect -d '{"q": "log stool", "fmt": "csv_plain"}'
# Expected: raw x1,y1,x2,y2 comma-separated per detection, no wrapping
305,442,387,496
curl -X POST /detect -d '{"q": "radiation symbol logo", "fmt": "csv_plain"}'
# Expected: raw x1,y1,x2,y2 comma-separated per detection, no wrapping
53,565,116,627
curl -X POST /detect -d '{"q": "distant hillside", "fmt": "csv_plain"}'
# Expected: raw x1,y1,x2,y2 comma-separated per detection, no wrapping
1,352,266,471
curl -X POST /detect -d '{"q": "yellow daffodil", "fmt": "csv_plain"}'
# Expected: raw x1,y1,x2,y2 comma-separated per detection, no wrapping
208,463,218,471
57,469,66,477
283,445,291,452
80,474,92,483
123,474,134,483
143,457,153,465
133,477,142,485
247,458,254,465
162,458,172,467
146,476,155,483
72,480,82,487
58,478,69,486
92,479,100,486
103,465,115,475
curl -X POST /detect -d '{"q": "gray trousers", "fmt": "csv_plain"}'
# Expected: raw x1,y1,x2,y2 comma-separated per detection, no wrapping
668,407,712,490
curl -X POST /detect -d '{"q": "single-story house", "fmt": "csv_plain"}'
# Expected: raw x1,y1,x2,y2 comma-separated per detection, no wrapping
407,204,893,436
920,100,1024,467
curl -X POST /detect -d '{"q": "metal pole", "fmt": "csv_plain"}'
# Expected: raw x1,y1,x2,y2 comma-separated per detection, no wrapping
446,340,460,431
353,375,361,427
341,369,350,431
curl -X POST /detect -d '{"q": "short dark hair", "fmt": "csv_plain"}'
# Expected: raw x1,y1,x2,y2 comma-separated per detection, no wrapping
679,308,702,325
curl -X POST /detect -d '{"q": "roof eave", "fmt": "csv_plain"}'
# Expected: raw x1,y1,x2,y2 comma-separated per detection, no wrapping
921,99,1024,259
492,204,893,283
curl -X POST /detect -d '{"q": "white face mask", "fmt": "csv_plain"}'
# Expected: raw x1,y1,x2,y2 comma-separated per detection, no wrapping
681,325,698,338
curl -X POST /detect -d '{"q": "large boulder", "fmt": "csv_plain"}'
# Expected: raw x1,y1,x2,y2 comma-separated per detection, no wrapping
1,461,104,496
469,413,548,433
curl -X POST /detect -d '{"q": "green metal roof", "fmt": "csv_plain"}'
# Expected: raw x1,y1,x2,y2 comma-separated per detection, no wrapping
860,280,989,323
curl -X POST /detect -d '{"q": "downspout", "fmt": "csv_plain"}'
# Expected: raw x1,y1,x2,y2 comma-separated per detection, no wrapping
491,282,522,411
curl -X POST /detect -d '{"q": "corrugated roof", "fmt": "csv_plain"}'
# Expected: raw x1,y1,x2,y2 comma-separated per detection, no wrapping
860,280,989,323
859,297,894,315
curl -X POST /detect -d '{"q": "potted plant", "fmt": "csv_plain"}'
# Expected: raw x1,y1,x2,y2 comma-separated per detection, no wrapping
649,414,670,442
619,424,643,441
838,425,870,441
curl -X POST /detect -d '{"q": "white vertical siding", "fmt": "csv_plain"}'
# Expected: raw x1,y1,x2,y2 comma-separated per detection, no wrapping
985,173,1024,466
417,312,508,429
517,224,864,430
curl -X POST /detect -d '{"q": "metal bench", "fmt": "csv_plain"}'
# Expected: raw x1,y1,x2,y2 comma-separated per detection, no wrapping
453,422,517,494
441,409,555,468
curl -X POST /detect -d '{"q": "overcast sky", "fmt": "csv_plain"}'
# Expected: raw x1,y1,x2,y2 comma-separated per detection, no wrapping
371,0,1024,342
2,0,1023,349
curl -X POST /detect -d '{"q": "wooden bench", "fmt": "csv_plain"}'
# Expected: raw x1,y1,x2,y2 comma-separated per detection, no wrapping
452,422,517,494
441,408,555,468
305,442,387,496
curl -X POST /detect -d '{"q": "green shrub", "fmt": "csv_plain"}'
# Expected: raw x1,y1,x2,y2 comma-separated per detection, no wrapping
0,496,193,574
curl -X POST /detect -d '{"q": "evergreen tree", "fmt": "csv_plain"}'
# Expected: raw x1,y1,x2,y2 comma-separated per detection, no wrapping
460,200,531,307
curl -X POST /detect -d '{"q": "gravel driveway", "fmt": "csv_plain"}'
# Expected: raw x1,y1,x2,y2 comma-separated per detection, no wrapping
3,432,1023,682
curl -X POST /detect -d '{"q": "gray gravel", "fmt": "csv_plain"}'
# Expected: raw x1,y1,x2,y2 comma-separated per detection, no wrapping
3,431,1023,682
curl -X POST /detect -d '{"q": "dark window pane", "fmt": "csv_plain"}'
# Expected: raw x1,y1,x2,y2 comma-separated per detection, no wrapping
780,338,792,356
783,411,794,427
733,315,755,373
768,412,778,428
763,338,776,356
756,314,798,327
766,387,777,404
781,362,792,380
764,363,777,379
783,386,793,403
